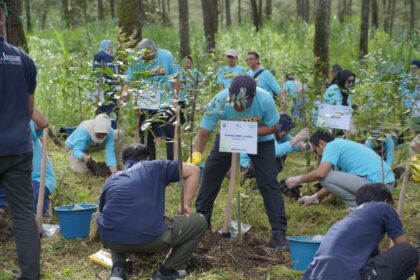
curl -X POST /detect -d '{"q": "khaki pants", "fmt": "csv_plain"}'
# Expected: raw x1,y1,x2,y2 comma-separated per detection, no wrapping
102,213,207,270
67,129,125,173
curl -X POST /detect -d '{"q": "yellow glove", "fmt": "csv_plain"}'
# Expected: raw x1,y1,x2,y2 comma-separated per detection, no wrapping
187,152,203,166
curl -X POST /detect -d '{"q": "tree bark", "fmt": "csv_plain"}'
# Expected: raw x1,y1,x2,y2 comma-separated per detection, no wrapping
210,0,219,32
98,0,105,20
117,0,142,45
110,0,116,18
225,0,232,26
371,0,378,29
389,0,396,34
359,0,370,59
201,0,216,52
297,0,305,20
238,0,242,24
25,0,31,32
61,0,70,28
348,0,352,17
251,0,262,31
304,0,309,22
3,0,28,51
313,0,331,84
138,0,146,26
266,0,272,19
178,0,190,58
410,0,416,32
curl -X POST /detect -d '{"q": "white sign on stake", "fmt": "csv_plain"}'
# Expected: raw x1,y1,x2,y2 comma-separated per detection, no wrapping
317,104,352,130
219,121,258,154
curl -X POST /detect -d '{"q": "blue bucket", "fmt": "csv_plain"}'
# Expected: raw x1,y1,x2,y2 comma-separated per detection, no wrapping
54,203,98,239
288,236,321,271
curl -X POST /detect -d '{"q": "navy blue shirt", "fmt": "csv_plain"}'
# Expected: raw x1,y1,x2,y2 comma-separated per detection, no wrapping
303,202,404,280
93,50,118,86
0,36,37,156
97,160,180,244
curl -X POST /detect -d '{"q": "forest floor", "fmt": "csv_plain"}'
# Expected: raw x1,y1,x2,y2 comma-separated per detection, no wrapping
0,137,419,280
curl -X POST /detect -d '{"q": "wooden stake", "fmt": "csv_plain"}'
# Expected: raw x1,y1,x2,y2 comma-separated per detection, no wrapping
397,160,411,216
222,153,238,234
174,103,185,214
36,128,48,233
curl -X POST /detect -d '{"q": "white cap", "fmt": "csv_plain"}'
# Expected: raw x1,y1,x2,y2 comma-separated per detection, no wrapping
226,49,238,58
138,39,157,52
93,114,111,133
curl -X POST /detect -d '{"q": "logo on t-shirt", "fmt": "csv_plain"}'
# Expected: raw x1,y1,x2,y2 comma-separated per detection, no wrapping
237,117,261,123
0,52,23,65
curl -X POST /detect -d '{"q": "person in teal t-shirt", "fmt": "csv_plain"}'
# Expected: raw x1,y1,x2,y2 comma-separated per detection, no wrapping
246,52,283,103
216,49,246,89
124,39,180,160
188,76,290,251
399,60,420,110
240,114,309,177
286,130,395,207
0,110,56,213
365,130,395,167
283,74,305,120
323,70,355,107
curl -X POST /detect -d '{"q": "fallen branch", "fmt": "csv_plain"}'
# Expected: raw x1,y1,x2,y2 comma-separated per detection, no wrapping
247,254,283,263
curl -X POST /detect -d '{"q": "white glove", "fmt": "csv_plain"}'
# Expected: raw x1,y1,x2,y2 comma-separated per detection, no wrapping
298,142,311,152
297,194,319,206
285,176,302,189
295,128,309,142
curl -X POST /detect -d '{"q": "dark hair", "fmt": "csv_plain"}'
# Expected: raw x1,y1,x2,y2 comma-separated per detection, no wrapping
122,144,150,163
285,73,294,80
356,183,394,205
309,130,335,147
335,70,355,106
184,55,193,63
332,64,342,73
247,52,260,59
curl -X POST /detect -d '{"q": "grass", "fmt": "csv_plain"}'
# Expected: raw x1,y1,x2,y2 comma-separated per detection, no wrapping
0,140,419,279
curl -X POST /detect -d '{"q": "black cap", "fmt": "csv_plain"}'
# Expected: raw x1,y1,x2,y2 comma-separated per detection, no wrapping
278,113,295,132
229,76,257,108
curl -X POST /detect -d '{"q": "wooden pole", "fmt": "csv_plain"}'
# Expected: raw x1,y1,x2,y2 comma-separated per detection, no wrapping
36,128,48,233
397,160,411,216
222,153,237,236
175,105,185,214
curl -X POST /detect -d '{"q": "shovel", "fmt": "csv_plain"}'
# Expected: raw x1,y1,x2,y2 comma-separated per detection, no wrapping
36,128,48,233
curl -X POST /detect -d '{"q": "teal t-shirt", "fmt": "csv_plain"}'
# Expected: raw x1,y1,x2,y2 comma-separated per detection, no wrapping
321,139,395,183
240,134,299,168
247,67,281,96
399,74,420,110
217,65,246,89
30,121,56,194
201,88,279,142
283,80,298,99
365,136,395,167
323,84,352,107
125,49,178,106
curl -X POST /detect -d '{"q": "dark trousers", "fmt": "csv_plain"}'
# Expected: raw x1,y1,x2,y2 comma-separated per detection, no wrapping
360,243,419,280
102,214,207,270
0,153,40,280
195,136,287,232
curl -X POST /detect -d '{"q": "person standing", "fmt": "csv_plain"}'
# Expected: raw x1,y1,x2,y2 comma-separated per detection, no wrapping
246,51,284,103
190,76,290,251
123,39,180,160
0,21,41,279
216,49,245,89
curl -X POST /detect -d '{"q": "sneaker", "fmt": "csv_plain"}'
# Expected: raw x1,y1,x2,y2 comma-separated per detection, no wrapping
151,269,187,280
268,231,290,252
110,262,127,280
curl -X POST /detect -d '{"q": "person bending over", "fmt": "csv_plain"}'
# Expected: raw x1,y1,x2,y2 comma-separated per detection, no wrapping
97,144,206,280
303,183,418,280
286,130,395,207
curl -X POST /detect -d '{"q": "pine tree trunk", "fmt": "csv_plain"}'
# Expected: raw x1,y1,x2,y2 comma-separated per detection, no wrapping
3,0,28,52
251,0,262,31
371,0,378,29
201,0,216,51
389,0,396,34
61,0,70,28
266,0,272,19
139,0,146,26
313,0,331,84
178,0,190,58
117,0,142,45
25,0,31,32
110,0,116,18
210,0,219,32
348,0,352,17
238,0,242,24
226,0,232,26
410,0,416,32
359,0,370,59
297,0,305,19
98,0,105,20
304,0,309,22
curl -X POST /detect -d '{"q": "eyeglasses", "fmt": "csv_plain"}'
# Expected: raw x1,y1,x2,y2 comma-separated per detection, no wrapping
346,79,355,84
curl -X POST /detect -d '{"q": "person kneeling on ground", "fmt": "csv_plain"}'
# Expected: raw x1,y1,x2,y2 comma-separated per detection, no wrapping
303,183,419,280
65,114,124,174
97,144,207,280
365,129,395,168
0,109,56,214
240,113,309,178
285,130,395,207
